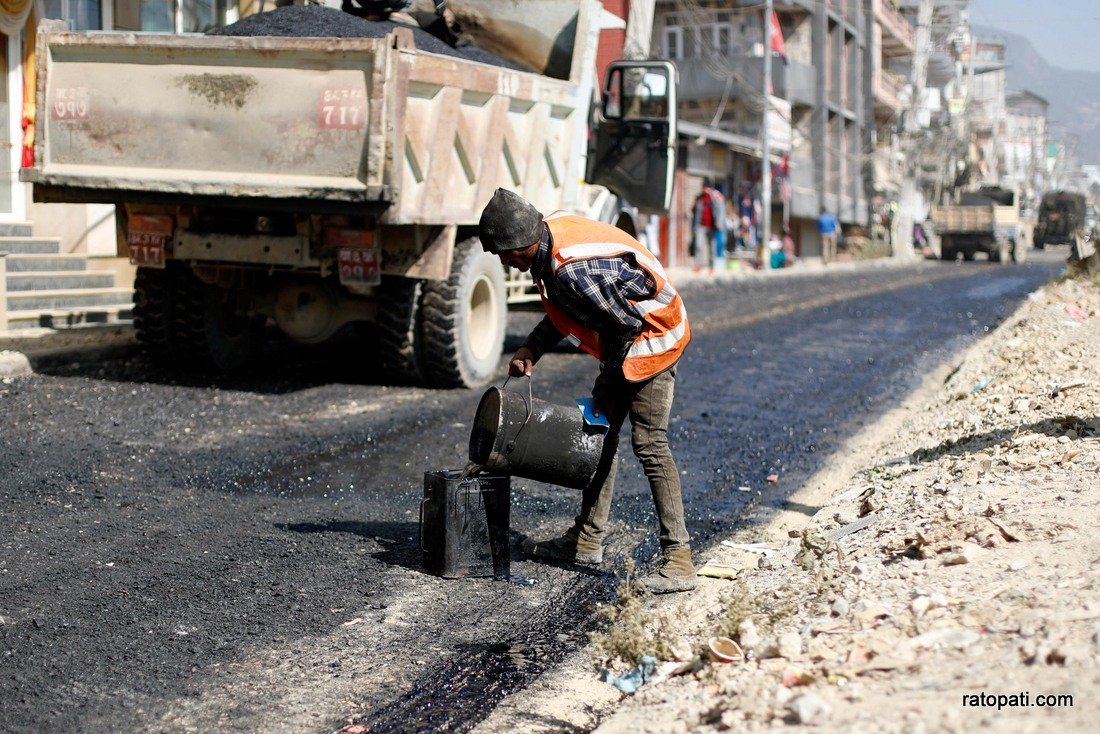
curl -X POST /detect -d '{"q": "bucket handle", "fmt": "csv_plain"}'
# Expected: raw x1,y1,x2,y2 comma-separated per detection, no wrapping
500,373,533,454
418,497,429,553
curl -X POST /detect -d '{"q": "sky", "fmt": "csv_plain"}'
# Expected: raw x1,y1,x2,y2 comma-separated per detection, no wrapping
970,0,1100,73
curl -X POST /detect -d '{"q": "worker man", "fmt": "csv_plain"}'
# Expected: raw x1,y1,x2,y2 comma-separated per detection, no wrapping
478,188,695,594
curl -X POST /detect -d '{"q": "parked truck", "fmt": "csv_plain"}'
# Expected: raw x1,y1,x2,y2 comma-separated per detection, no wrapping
1033,190,1088,249
22,0,677,387
930,186,1025,263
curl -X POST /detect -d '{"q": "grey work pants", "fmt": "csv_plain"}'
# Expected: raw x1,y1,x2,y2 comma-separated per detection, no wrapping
574,366,691,552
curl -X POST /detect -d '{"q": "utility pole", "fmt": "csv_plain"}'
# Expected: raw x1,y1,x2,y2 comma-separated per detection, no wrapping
761,0,773,259
624,0,656,61
896,0,933,255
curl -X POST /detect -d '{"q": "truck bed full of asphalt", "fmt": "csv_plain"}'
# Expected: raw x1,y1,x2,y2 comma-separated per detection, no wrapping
209,5,524,71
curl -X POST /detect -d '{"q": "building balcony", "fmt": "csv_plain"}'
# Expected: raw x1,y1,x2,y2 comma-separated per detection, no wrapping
676,56,816,109
872,68,905,115
780,59,816,108
874,0,914,57
772,0,814,15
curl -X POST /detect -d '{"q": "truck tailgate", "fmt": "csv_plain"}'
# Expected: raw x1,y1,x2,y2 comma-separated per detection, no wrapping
25,32,395,202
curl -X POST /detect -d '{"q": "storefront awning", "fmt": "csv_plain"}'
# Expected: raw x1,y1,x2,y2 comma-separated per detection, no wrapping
678,120,788,162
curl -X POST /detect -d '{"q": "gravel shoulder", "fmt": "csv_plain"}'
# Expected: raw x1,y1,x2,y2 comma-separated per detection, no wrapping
493,267,1099,733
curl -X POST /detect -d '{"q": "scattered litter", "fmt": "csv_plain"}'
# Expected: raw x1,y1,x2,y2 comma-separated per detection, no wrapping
340,724,370,734
767,473,779,483
782,669,815,687
1063,303,1089,321
907,627,982,650
708,636,743,663
1049,380,1088,398
697,561,742,579
509,575,538,587
341,617,365,627
720,541,782,557
826,513,877,542
650,659,697,686
970,375,994,393
601,655,658,694
737,485,752,492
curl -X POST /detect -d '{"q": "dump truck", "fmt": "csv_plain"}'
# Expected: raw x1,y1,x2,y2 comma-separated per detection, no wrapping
21,0,677,387
1033,190,1087,249
930,186,1025,263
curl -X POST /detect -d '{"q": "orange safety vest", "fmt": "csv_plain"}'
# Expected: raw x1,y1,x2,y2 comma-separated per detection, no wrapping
538,212,691,382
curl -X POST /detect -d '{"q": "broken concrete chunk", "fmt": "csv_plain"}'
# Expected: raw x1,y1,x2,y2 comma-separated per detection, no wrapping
778,631,803,660
787,692,831,725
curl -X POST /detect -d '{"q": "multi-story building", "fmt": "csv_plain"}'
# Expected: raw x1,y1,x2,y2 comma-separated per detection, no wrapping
656,0,878,261
864,0,914,236
966,37,1007,187
1000,90,1048,213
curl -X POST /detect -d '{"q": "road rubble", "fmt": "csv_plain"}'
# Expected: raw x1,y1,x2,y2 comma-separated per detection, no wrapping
587,268,1099,733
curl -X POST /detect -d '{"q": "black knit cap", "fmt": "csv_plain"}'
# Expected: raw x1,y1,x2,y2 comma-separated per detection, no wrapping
479,188,544,253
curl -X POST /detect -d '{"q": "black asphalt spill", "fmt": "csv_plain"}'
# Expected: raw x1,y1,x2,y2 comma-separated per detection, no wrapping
0,257,1062,732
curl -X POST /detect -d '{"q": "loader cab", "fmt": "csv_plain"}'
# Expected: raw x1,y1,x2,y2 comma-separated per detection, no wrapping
587,61,678,214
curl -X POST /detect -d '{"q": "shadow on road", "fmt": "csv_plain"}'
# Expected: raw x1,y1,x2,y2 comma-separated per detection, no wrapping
279,519,425,572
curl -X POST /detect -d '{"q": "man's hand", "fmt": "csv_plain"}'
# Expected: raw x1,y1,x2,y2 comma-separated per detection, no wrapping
592,370,614,418
509,346,536,377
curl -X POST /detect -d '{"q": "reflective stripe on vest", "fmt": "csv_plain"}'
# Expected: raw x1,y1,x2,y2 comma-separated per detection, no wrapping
540,213,691,381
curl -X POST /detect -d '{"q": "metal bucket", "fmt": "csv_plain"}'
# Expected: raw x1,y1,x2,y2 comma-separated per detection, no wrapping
468,378,606,489
420,470,511,579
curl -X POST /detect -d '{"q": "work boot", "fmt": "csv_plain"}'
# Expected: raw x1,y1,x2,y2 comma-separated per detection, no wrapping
636,548,697,594
521,526,603,565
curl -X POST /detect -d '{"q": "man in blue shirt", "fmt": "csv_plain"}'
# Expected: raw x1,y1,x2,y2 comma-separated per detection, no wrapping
817,207,839,265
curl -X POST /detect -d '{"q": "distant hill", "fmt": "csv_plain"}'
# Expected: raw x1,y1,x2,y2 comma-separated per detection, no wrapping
974,24,1100,164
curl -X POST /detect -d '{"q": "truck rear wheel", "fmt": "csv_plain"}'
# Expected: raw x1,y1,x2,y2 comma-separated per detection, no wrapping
375,276,423,384
133,265,178,361
168,268,263,372
419,237,507,388
201,282,265,371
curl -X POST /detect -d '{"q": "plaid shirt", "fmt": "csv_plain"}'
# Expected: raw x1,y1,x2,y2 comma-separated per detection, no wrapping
523,225,657,370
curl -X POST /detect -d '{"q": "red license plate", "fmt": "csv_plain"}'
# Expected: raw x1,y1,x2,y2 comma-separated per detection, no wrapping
337,246,381,287
330,228,380,287
128,215,173,268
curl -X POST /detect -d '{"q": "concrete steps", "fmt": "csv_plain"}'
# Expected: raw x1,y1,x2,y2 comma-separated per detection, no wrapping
0,237,65,255
6,272,117,291
3,305,134,333
0,235,135,335
4,254,90,272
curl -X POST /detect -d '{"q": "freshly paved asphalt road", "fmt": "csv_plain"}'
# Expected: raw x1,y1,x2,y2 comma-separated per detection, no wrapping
0,252,1064,732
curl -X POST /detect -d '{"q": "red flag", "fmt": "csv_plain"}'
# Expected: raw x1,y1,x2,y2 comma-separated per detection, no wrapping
770,10,787,63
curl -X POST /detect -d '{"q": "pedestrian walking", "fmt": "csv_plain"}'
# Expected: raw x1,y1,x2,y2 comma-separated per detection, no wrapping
708,184,728,271
817,206,839,264
478,188,697,594
692,183,718,272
